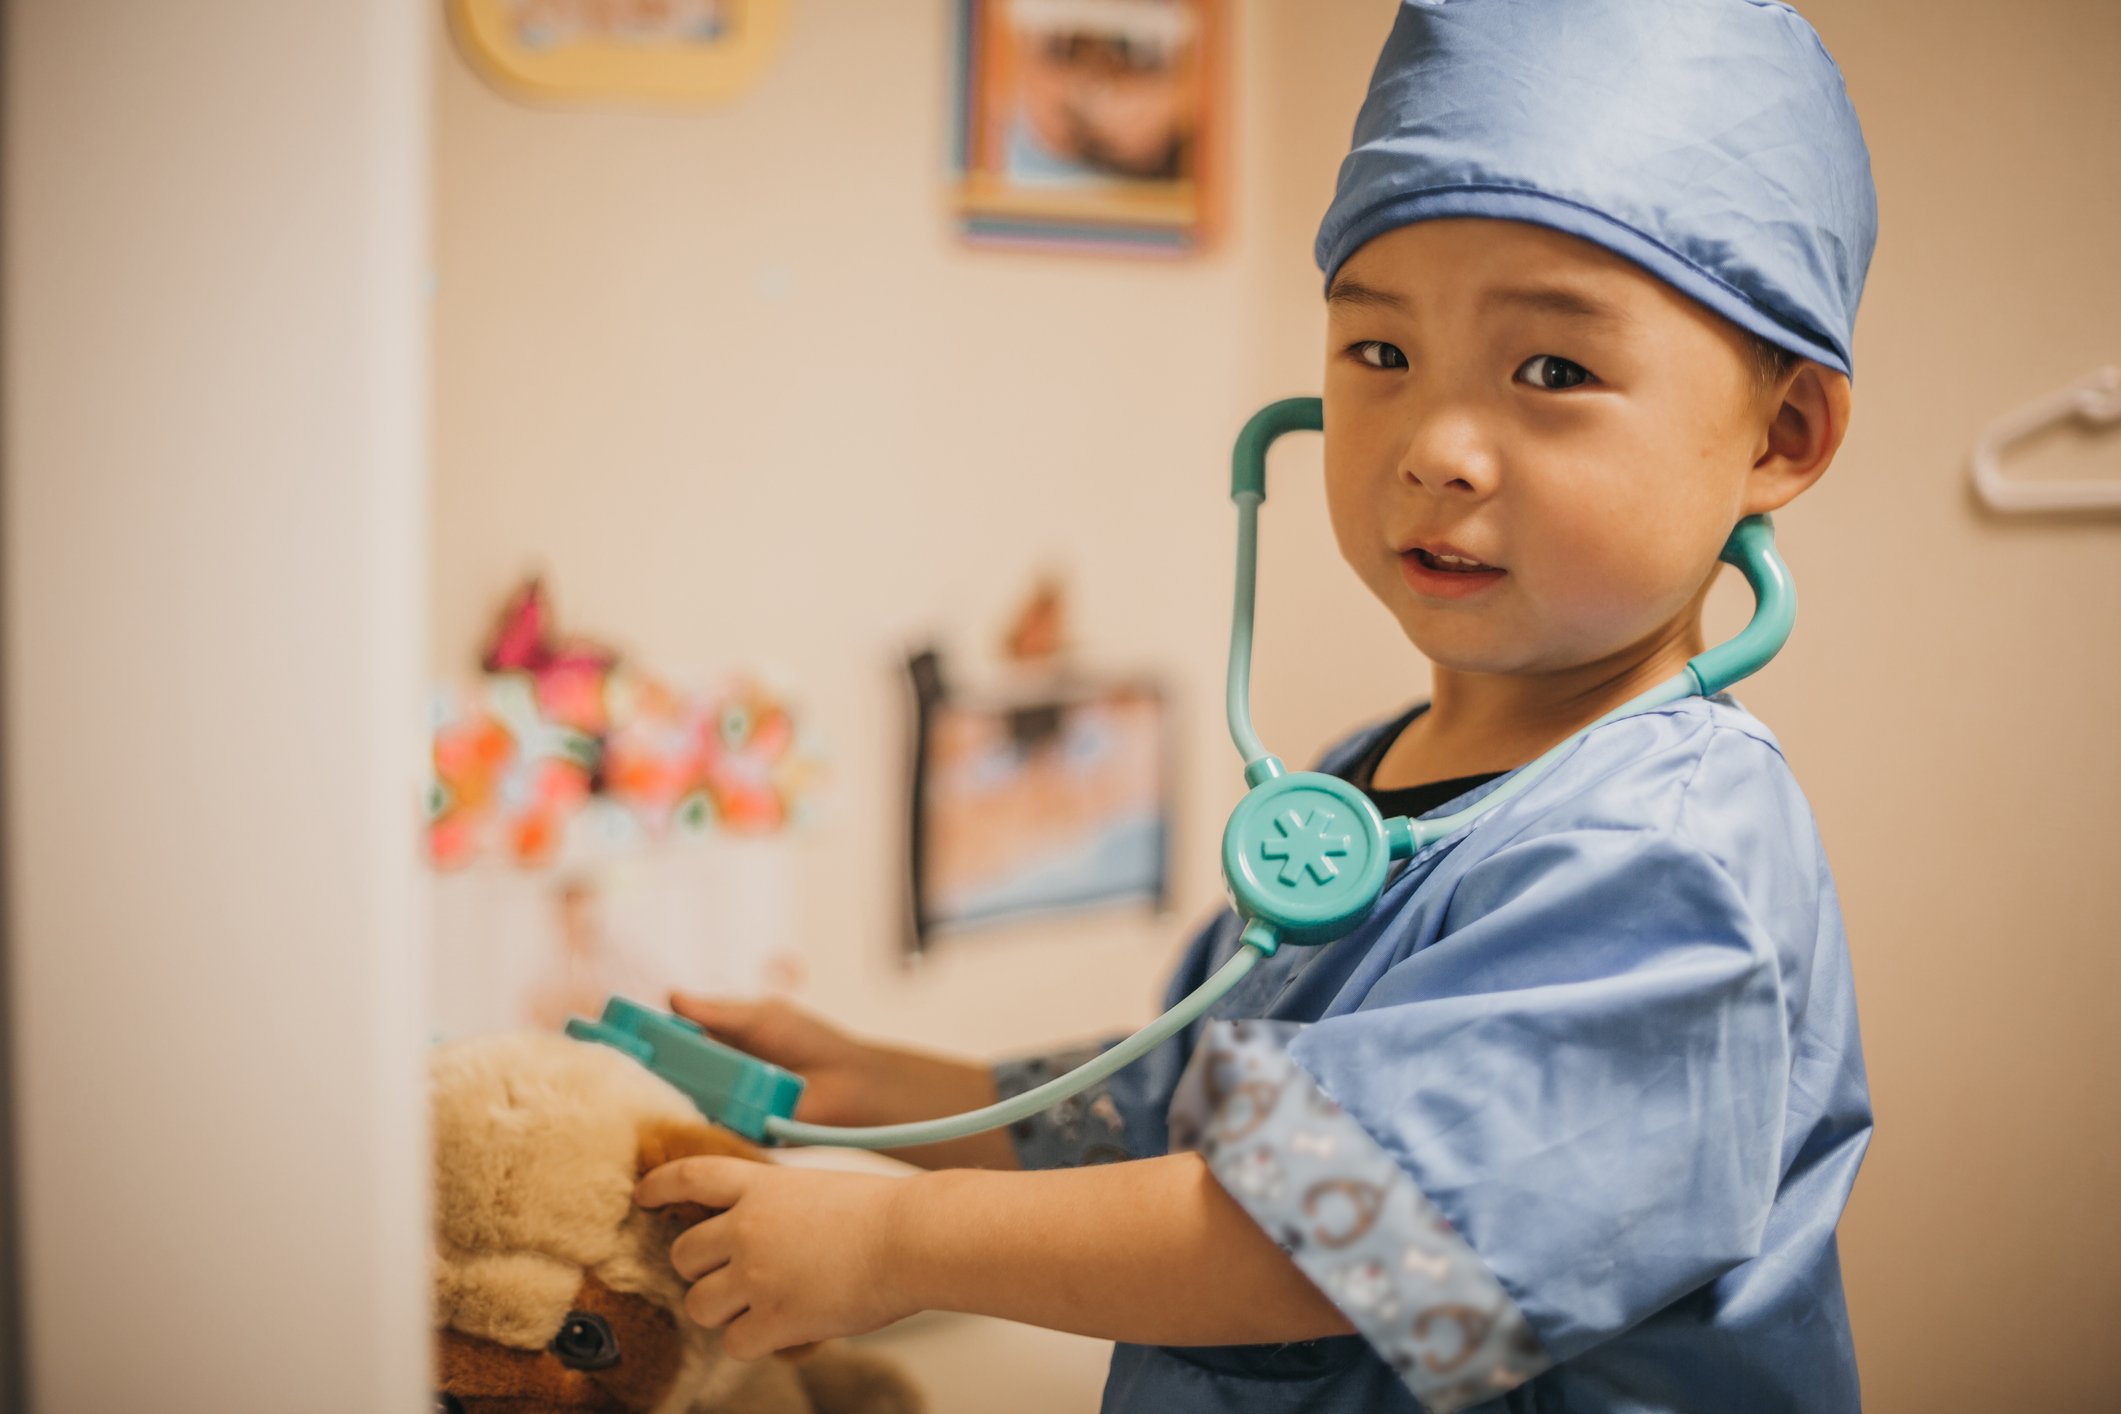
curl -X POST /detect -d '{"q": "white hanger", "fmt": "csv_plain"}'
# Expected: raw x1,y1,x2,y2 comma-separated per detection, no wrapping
1968,364,2121,514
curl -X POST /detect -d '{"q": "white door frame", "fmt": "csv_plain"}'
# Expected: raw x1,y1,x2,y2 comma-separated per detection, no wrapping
2,2,431,1405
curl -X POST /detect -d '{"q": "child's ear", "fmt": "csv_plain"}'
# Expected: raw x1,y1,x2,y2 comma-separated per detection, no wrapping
1745,362,1852,515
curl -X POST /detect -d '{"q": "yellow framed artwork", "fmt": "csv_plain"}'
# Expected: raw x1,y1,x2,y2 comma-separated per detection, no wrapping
448,0,787,109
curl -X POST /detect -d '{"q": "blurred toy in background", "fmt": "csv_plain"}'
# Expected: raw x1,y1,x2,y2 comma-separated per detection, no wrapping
427,576,824,871
432,1030,922,1413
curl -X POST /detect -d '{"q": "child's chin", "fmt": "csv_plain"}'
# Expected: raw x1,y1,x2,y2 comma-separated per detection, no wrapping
1396,619,1534,676
1415,646,1535,677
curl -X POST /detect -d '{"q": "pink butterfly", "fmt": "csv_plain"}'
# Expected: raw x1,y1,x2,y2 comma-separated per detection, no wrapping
482,578,619,734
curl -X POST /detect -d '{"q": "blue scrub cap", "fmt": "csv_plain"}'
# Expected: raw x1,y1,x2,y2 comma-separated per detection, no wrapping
1316,0,1877,375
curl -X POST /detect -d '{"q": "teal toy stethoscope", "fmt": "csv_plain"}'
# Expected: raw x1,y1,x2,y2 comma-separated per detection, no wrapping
569,397,1796,1147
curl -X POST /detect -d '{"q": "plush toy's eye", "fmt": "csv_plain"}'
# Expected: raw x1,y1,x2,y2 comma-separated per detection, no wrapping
435,1396,466,1414
550,1310,621,1371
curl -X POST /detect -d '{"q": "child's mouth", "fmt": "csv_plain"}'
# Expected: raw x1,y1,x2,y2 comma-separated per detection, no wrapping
1411,548,1495,573
1399,546,1506,598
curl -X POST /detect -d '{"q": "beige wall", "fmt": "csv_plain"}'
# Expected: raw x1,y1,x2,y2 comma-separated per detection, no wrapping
433,0,1301,1057
1796,4,2121,1404
5,1,432,1407
432,2,2121,1407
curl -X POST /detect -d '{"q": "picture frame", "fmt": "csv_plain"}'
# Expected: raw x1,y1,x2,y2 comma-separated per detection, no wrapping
448,0,787,109
952,0,1224,254
906,649,1173,952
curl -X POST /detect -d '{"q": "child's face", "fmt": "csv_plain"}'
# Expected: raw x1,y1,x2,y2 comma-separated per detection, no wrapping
1323,218,1788,678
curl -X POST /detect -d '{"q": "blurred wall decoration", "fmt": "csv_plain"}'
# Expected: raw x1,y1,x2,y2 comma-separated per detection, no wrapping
906,578,1171,951
449,0,787,108
428,578,822,1036
428,577,822,868
905,652,1171,951
954,0,1223,253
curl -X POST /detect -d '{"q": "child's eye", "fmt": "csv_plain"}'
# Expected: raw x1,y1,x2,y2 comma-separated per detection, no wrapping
1515,354,1594,390
1351,340,1408,370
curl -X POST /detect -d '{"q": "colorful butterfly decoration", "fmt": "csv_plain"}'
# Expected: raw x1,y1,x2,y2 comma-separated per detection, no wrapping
427,578,822,869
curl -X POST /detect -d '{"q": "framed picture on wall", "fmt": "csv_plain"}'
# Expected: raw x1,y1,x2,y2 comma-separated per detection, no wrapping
905,649,1173,951
448,0,788,108
952,0,1224,254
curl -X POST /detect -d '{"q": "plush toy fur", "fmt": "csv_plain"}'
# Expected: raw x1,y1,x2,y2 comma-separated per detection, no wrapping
432,1031,924,1414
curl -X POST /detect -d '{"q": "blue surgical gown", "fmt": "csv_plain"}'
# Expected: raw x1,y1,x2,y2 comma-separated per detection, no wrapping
993,695,1870,1412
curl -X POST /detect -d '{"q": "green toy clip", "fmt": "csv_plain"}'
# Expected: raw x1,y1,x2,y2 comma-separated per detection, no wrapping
565,996,805,1144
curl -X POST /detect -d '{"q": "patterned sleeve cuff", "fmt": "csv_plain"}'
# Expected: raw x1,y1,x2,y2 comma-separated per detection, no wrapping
990,1040,1133,1170
1170,1020,1552,1413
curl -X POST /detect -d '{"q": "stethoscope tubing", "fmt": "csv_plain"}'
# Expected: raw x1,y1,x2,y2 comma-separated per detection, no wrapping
763,403,1791,1151
764,946,1262,1149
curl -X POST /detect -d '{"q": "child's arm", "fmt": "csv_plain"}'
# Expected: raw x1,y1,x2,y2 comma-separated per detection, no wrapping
634,1152,1351,1360
670,993,1020,1171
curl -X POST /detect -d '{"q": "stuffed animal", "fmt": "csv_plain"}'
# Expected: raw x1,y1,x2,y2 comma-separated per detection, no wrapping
432,1031,924,1414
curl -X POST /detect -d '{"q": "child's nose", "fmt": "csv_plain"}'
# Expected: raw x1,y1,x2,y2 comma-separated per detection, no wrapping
1395,403,1500,498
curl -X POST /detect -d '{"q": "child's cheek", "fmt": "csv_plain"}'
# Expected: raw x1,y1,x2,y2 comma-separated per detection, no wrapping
1320,454,1395,592
1526,529,1692,659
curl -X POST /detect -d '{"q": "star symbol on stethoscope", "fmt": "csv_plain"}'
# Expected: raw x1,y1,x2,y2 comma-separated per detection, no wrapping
1259,808,1352,887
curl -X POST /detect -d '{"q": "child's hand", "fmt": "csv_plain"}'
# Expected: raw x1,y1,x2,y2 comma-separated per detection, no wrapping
671,994,880,1128
636,1156,912,1359
669,993,1018,1169
641,1153,1354,1354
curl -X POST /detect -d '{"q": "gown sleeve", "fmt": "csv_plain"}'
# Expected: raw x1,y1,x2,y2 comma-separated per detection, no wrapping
990,907,1241,1169
1168,821,1791,1412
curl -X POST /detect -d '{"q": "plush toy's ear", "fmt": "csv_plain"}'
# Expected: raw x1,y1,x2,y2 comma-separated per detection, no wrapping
632,1119,821,1364
634,1116,762,1175
635,1118,762,1229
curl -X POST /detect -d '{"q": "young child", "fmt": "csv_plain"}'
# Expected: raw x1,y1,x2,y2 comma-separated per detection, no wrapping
633,2,1877,1409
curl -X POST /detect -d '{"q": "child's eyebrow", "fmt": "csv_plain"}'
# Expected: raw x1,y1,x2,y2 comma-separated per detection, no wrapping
1483,284,1634,325
1324,275,1409,312
1325,276,1633,327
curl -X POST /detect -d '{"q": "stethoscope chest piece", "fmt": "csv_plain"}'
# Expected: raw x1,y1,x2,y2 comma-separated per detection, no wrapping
1220,767,1411,948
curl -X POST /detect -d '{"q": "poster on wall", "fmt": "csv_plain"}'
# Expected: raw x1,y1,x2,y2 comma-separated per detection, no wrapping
427,578,823,1038
431,836,807,1040
903,577,1173,953
448,0,788,108
952,0,1223,254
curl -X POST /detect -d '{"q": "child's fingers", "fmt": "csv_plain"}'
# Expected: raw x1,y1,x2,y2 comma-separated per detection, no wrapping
669,1212,733,1282
681,1266,747,1330
670,991,755,1038
720,1309,779,1362
636,1155,752,1212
